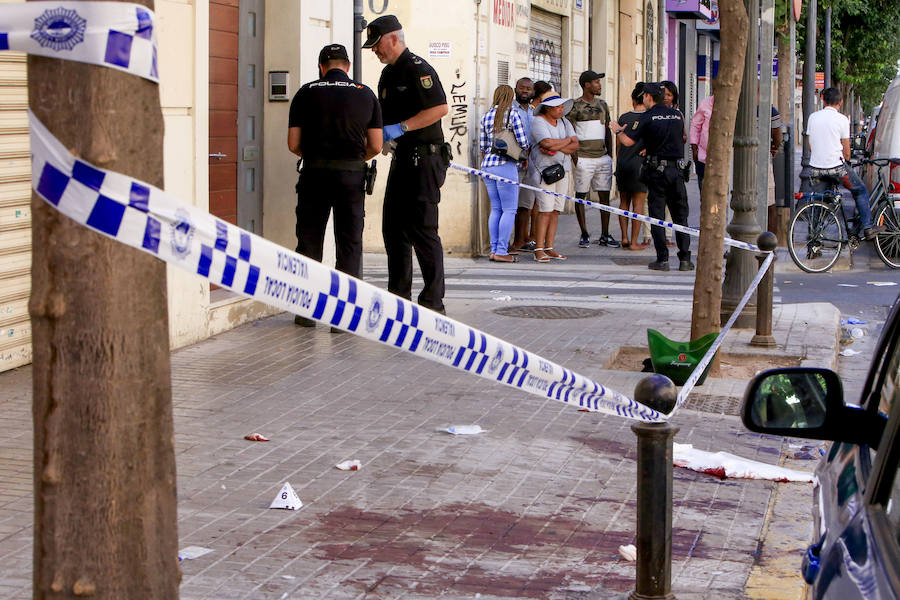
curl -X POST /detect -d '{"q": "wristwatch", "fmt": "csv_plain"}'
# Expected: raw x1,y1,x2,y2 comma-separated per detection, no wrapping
400,121,409,133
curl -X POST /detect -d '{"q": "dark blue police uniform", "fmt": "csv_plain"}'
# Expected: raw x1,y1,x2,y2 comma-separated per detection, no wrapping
288,67,381,279
625,102,691,268
378,48,448,313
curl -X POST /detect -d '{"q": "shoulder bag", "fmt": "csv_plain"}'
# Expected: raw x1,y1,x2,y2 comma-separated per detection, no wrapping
491,111,523,161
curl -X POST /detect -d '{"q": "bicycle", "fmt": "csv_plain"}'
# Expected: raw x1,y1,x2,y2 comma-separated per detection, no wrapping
787,158,900,272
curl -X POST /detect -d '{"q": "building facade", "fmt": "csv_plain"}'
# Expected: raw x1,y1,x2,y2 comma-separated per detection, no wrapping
0,0,652,372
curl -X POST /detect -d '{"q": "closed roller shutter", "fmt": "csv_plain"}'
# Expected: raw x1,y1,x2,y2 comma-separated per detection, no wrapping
529,8,563,93
0,50,32,372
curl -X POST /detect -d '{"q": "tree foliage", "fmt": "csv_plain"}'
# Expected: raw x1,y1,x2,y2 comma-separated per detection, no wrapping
796,0,900,110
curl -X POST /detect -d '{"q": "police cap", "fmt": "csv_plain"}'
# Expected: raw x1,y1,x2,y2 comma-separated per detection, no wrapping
318,43,349,64
362,15,402,49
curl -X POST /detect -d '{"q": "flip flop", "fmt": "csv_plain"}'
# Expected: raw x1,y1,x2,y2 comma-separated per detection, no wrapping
533,249,550,262
493,254,519,263
545,248,567,260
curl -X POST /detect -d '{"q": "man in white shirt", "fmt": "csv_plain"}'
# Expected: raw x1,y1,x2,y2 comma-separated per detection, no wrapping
808,87,884,239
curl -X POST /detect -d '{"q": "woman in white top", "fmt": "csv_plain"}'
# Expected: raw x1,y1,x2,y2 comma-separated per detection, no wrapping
529,91,578,262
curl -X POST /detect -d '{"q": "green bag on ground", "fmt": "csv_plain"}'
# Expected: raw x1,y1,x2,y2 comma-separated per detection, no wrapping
647,329,718,386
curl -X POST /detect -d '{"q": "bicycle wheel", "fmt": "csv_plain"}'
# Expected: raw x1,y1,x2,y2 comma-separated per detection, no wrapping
788,202,844,273
873,204,900,269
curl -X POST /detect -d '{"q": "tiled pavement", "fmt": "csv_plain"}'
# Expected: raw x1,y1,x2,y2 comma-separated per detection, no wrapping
0,204,846,599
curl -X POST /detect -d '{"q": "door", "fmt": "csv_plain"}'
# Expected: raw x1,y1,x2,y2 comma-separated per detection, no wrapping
237,0,263,234
529,8,563,93
209,0,263,233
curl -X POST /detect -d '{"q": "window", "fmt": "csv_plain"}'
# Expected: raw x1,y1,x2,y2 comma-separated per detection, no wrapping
645,1,654,82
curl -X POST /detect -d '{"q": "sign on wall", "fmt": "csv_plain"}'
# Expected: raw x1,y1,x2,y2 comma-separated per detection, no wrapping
428,41,452,59
530,0,570,16
493,0,514,27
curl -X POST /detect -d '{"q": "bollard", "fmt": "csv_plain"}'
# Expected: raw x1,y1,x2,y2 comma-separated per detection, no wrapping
751,232,778,348
630,375,679,600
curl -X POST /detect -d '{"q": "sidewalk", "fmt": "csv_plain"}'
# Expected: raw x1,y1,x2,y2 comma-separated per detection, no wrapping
0,203,839,599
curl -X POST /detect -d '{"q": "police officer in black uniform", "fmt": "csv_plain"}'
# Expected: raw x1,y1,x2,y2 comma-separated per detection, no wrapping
288,43,382,326
614,82,694,272
363,15,450,314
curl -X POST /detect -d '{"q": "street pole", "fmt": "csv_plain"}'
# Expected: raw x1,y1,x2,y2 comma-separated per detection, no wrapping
799,0,817,193
353,0,366,82
721,0,761,329
630,375,678,600
751,232,777,347
824,6,831,89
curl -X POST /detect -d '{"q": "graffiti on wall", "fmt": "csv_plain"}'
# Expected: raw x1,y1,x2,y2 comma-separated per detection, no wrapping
493,0,514,27
448,78,468,158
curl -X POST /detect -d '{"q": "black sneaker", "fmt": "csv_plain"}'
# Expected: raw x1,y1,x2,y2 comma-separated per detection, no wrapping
864,224,887,240
578,234,591,248
648,260,670,271
601,234,620,248
679,260,695,271
294,315,316,327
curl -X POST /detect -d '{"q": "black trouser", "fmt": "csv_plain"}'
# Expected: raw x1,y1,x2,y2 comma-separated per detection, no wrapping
696,160,706,193
645,165,691,262
295,168,366,279
383,151,447,312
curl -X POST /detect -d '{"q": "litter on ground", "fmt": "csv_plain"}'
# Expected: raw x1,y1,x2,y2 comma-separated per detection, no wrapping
673,443,815,483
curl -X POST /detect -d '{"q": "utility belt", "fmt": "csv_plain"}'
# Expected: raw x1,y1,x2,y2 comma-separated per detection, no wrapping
301,158,367,172
642,155,692,182
295,158,378,195
396,141,453,167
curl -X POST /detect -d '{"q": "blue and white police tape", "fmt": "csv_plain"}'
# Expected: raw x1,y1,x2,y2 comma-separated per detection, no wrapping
675,251,775,405
450,162,763,254
0,1,157,82
28,110,665,423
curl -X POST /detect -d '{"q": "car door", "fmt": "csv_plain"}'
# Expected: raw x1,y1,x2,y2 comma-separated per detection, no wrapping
811,297,900,599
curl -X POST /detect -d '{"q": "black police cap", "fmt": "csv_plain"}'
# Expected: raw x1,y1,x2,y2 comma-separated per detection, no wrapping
362,15,402,49
318,43,349,64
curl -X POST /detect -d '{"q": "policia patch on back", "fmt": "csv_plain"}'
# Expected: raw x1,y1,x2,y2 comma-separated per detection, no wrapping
420,75,433,89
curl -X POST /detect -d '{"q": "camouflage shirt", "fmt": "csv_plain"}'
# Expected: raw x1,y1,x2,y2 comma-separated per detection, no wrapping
567,97,611,158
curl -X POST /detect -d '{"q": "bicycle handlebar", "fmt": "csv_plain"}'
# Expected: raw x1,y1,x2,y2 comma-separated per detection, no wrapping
850,157,900,168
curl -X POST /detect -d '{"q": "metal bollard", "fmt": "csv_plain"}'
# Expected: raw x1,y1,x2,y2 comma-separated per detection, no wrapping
751,232,778,348
630,375,679,600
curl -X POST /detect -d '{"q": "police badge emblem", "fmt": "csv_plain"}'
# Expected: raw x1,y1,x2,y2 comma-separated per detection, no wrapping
170,208,194,259
30,7,87,51
366,293,385,333
419,75,433,89
488,345,504,374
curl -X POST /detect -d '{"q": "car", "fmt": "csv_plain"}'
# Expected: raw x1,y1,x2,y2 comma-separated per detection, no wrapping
740,292,900,600
862,74,900,199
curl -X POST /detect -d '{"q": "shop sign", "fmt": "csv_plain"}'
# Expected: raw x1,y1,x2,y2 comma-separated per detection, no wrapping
696,0,719,30
665,0,712,19
493,0,515,27
530,0,569,16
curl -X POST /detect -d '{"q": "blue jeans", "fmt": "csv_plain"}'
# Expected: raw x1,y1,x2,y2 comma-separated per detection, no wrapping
485,161,519,255
812,163,873,229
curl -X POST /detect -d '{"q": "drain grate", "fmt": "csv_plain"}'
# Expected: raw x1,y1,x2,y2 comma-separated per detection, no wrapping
493,305,605,319
679,394,742,416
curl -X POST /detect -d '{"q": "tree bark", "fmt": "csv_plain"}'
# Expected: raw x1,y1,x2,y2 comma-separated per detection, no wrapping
690,0,750,366
28,0,179,597
775,14,792,134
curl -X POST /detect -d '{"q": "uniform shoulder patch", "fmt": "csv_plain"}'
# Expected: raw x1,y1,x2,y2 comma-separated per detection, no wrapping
631,121,639,130
420,75,433,89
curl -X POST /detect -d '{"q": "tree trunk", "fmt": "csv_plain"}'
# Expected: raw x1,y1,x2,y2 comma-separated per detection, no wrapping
690,0,750,365
28,1,179,597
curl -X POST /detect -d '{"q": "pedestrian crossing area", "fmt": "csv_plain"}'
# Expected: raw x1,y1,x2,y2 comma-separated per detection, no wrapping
360,260,782,306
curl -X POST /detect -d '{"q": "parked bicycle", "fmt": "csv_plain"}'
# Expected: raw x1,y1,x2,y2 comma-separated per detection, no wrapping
788,158,900,272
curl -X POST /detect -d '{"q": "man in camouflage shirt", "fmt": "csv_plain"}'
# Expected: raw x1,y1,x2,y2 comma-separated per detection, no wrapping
568,70,618,248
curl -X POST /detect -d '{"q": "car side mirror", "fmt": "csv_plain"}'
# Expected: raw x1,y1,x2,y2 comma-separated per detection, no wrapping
742,367,885,447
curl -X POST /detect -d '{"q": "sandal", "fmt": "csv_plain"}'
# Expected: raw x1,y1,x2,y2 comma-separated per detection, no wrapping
533,248,550,263
493,254,519,263
545,247,567,260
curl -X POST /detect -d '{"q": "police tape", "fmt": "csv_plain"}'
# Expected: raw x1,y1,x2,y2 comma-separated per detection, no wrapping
28,110,665,423
450,162,762,254
0,1,158,83
676,251,775,405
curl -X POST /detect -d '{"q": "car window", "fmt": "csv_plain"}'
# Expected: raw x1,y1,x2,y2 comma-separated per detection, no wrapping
878,330,900,417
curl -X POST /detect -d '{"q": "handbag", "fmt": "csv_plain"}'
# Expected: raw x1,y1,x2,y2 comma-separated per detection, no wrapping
541,163,565,184
490,112,523,161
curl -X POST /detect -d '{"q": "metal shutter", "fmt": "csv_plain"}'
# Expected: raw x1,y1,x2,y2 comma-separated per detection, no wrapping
529,8,563,93
0,49,32,372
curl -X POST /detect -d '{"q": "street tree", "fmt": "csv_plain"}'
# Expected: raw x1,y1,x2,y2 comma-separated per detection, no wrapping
690,0,750,358
28,0,180,597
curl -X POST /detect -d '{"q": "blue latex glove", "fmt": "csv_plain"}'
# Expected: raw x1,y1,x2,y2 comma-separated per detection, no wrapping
383,123,405,142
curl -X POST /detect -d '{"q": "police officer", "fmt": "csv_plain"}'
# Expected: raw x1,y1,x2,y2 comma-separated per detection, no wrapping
363,15,450,314
613,82,693,272
287,43,382,327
